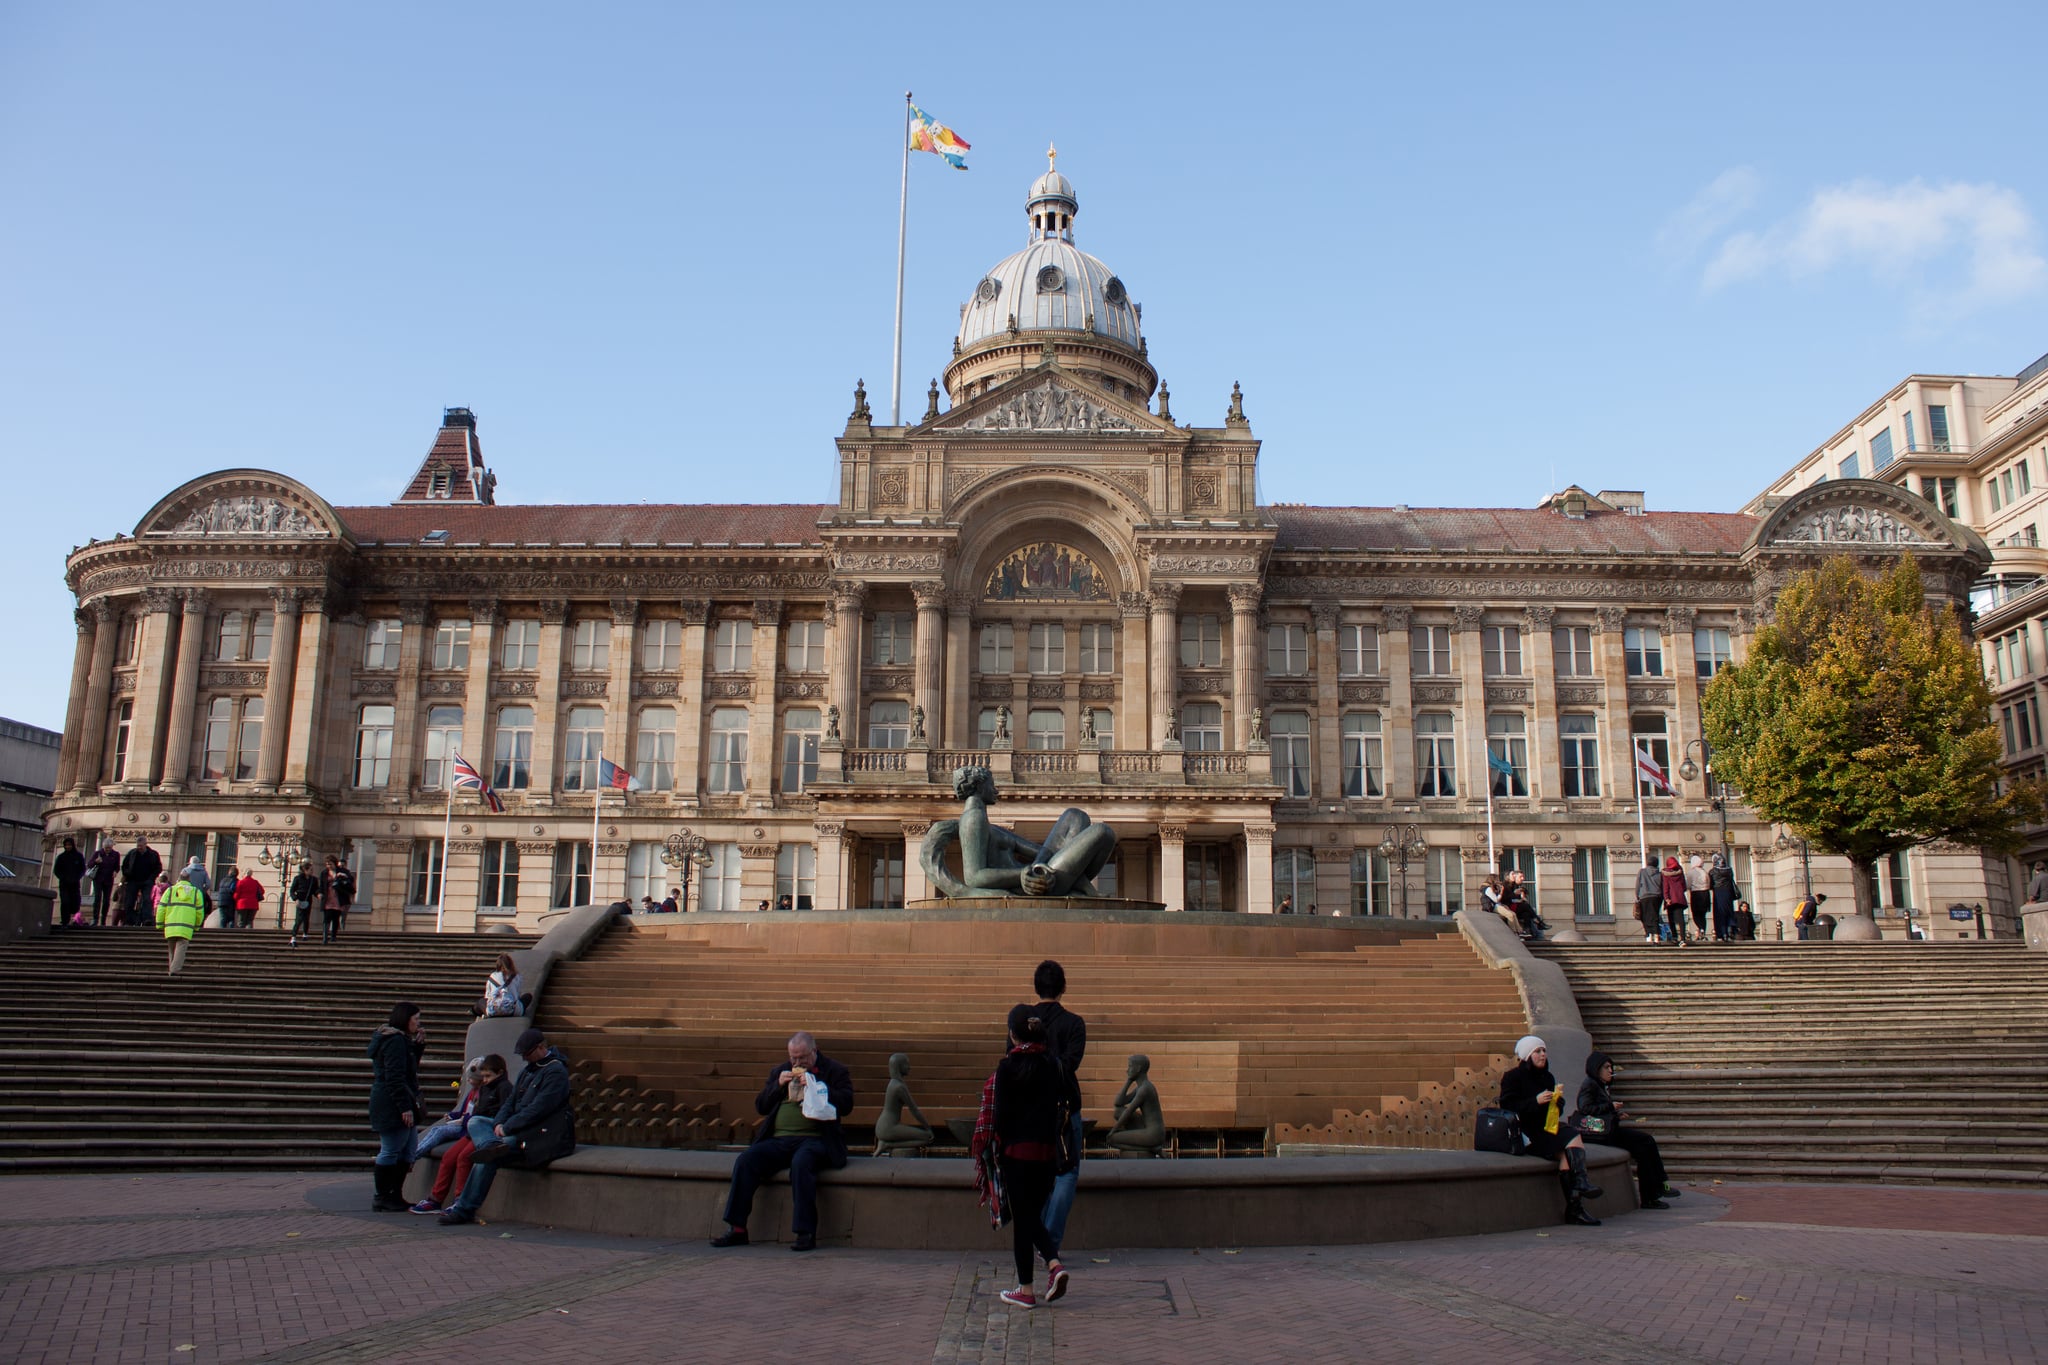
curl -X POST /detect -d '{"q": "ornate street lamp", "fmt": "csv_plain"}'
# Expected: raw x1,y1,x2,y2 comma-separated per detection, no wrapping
1774,829,1814,898
661,830,715,914
1377,823,1427,919
252,833,304,929
1677,737,1733,854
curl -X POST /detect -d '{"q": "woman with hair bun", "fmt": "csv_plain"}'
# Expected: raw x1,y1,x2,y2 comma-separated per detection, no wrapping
972,1003,1072,1310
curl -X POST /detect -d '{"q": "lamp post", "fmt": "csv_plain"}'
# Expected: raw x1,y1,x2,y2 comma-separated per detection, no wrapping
661,830,714,914
1774,829,1813,897
1676,738,1732,854
252,833,303,929
1377,823,1427,919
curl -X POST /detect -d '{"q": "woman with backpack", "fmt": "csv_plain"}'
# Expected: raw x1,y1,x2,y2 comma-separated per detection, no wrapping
971,1004,1072,1310
1659,856,1689,944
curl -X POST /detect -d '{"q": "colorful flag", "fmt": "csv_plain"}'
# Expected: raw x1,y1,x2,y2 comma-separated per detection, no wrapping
1634,745,1674,796
597,756,643,792
1486,749,1519,778
909,104,970,170
450,752,504,813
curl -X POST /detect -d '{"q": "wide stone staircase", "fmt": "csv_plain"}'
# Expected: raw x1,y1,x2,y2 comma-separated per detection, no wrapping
0,927,534,1172
1531,942,2048,1185
539,917,1528,1153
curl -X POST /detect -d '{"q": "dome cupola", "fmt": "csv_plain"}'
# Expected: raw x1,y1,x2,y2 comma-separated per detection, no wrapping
1026,145,1078,243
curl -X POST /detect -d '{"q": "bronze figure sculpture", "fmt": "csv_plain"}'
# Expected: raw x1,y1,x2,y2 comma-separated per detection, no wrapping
919,765,1117,899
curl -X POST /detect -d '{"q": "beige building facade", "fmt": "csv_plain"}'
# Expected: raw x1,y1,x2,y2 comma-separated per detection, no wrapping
43,166,2012,936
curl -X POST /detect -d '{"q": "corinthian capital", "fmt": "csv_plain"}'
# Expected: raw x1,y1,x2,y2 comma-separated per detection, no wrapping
1149,581,1183,612
911,581,947,611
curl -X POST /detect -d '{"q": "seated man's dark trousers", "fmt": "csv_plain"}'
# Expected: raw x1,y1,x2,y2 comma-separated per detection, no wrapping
1591,1126,1668,1204
722,1135,845,1236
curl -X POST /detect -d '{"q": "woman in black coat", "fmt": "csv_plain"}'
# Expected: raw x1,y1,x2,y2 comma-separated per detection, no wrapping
977,1003,1073,1310
1498,1035,1603,1226
1576,1050,1674,1210
287,861,321,946
367,1001,426,1211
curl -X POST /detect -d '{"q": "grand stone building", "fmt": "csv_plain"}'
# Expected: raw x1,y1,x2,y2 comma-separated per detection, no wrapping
44,164,2010,933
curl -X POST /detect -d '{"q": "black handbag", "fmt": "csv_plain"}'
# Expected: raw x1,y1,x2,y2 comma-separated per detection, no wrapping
1474,1106,1521,1154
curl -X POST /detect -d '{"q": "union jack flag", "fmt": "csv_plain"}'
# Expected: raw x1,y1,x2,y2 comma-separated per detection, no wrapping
450,751,505,813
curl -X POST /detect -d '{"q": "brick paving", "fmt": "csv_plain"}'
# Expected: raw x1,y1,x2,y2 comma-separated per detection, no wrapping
1,1175,2045,1363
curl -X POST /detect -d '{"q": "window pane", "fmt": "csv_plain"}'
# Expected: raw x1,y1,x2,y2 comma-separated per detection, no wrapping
1028,623,1065,674
1079,622,1114,674
1560,713,1600,797
249,611,273,663
421,704,462,788
635,707,676,791
642,620,682,672
1415,711,1456,796
867,700,910,749
1027,708,1065,750
1272,711,1310,796
782,708,820,791
561,706,605,791
1486,711,1527,796
713,620,754,672
1341,712,1383,797
784,620,827,673
493,706,533,789
980,623,1014,674
354,705,395,788
709,707,749,792
1180,702,1223,751
1179,614,1221,668
1338,624,1379,676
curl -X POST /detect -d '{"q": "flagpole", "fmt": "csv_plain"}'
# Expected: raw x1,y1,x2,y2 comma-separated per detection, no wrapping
1635,744,1649,867
890,90,911,426
1485,768,1496,870
591,766,602,907
436,785,453,934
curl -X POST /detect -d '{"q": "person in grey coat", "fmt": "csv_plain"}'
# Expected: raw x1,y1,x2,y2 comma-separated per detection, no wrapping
1632,861,1663,942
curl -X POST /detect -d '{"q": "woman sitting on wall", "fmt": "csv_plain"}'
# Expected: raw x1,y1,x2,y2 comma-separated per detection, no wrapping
1498,1036,1603,1226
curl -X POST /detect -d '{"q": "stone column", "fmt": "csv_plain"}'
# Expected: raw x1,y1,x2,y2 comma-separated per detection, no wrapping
529,600,569,800
1666,605,1702,789
1244,822,1276,914
942,591,974,749
1525,605,1560,802
674,600,710,803
1147,582,1182,746
1454,604,1488,800
1158,823,1186,912
121,588,181,789
749,599,781,796
1594,606,1633,800
461,599,498,781
604,597,639,779
282,591,332,794
387,602,431,799
254,588,302,790
1228,583,1262,749
815,820,846,911
156,591,209,791
830,585,866,749
1119,593,1150,751
901,820,932,904
1311,603,1342,799
1382,605,1415,799
55,607,98,793
912,581,946,750
72,599,121,793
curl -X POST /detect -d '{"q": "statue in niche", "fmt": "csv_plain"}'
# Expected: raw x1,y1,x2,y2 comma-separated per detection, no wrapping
1079,710,1095,744
994,704,1011,741
1247,706,1264,742
910,704,927,744
1107,1054,1166,1155
873,1053,934,1155
919,765,1116,900
824,704,841,743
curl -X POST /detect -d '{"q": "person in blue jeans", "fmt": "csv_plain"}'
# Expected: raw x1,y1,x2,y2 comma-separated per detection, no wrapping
1030,960,1086,1246
439,1028,574,1225
367,1001,426,1211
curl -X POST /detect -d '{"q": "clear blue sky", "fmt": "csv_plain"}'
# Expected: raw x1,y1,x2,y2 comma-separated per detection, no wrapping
5,2,2045,730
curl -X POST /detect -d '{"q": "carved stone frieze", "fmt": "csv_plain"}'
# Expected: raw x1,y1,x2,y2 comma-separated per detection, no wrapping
976,679,1014,700
1180,674,1230,694
1523,604,1556,630
866,671,912,693
835,552,943,574
874,470,909,507
1485,684,1531,704
1774,505,1937,546
1266,683,1310,703
203,668,268,690
945,466,999,503
1534,847,1575,863
1079,681,1116,700
1592,606,1628,633
1555,684,1602,705
1339,682,1388,704
814,820,846,838
1187,472,1221,508
563,679,608,699
777,679,830,700
140,587,179,614
1665,605,1697,632
1118,591,1149,618
1027,681,1064,700
1626,684,1674,706
1413,683,1459,703
634,678,678,699
1267,575,1739,603
1109,470,1150,502
446,840,484,856
737,843,779,859
705,678,752,699
516,840,554,856
354,675,397,697
167,496,322,538
1152,555,1257,575
421,677,466,696
113,670,137,695
491,678,537,698
940,378,1149,433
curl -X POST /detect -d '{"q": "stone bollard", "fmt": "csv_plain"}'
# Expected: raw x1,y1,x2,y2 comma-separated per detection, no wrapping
2022,902,2048,951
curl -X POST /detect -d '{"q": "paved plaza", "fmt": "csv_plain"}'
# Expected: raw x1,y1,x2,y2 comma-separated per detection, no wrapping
3,1174,2046,1363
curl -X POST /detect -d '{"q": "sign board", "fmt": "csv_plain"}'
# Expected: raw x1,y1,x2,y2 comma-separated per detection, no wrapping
1948,907,1976,922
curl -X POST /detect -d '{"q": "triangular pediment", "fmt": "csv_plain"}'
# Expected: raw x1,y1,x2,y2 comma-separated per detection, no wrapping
932,372,1167,436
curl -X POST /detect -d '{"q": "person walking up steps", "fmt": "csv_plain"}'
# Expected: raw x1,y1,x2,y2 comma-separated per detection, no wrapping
155,872,206,975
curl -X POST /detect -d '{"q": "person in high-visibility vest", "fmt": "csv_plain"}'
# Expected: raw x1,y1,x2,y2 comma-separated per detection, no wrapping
156,876,206,975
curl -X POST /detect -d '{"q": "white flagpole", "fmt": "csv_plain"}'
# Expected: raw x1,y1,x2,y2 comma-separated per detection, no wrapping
1635,744,1650,867
890,91,911,426
1485,766,1496,870
435,784,453,934
591,765,603,907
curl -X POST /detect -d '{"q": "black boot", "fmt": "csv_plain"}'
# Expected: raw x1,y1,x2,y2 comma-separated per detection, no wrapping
372,1163,407,1211
1565,1146,1603,1199
1560,1170,1601,1226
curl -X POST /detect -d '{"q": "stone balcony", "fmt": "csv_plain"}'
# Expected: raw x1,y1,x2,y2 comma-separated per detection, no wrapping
819,742,1274,790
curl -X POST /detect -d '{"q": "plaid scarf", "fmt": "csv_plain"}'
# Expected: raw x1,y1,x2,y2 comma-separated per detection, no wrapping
970,1043,1048,1226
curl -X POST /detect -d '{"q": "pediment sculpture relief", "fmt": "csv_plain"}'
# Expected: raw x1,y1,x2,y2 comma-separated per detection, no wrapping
944,380,1149,434
1776,505,1936,547
169,496,322,537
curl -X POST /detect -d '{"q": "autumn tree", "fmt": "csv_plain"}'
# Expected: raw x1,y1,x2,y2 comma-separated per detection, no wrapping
1700,554,2043,939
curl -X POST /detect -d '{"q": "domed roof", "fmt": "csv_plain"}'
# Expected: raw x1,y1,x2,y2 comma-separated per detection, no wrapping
956,156,1142,355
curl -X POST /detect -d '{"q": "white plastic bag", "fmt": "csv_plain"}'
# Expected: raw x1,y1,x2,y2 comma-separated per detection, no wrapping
799,1072,837,1122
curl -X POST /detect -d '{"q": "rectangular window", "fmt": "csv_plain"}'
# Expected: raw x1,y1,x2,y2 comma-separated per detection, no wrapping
1271,711,1311,796
979,623,1015,674
1179,614,1222,668
499,619,540,670
1266,623,1310,676
551,841,591,909
214,610,244,662
236,698,266,779
560,706,605,791
1990,475,2004,512
1632,713,1671,797
1424,848,1463,914
1338,624,1379,676
1840,453,1860,480
2003,704,2018,754
211,832,239,889
1920,476,1959,517
1410,626,1454,676
1350,848,1390,915
1079,622,1115,674
781,708,820,792
976,707,1003,750
493,706,533,790
1272,848,1316,912
1928,404,1951,451
867,700,910,749
712,620,753,672
776,844,817,910
784,620,827,673
635,707,676,791
479,840,520,912
2020,698,2038,752
867,841,905,910
408,839,444,908
354,705,395,788
1870,427,1894,470
1694,627,1733,679
1341,713,1383,797
2021,461,2034,496
1879,849,1912,912
115,614,138,665
1185,843,1229,912
624,841,664,905
1553,626,1596,677
870,612,914,665
1180,701,1223,751
1572,847,1611,917
708,707,749,792
248,611,273,663
1028,623,1067,674
111,701,133,782
201,697,233,780
641,620,683,672
571,619,611,672
702,843,743,912
1481,625,1522,677
1559,714,1601,797
2004,469,2017,505
1624,627,1663,677
421,704,462,789
1486,712,1528,796
1415,711,1456,797
432,619,471,670
1027,708,1065,750
1904,410,1917,452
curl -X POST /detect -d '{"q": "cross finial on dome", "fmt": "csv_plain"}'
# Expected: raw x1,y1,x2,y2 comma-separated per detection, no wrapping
1047,142,1057,171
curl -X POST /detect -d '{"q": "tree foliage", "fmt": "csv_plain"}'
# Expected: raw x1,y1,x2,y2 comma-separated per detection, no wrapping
1701,555,2043,909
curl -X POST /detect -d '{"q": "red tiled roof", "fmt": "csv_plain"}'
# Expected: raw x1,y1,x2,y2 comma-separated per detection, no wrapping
395,421,489,504
333,503,832,547
1270,506,1757,556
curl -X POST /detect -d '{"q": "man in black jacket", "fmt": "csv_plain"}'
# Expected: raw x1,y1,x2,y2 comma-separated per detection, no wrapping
438,1028,575,1226
711,1032,854,1252
119,836,161,927
53,837,86,924
1031,960,1087,1246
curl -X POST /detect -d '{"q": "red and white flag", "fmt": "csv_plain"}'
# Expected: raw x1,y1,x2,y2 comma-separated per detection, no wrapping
1634,745,1674,796
597,757,643,792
